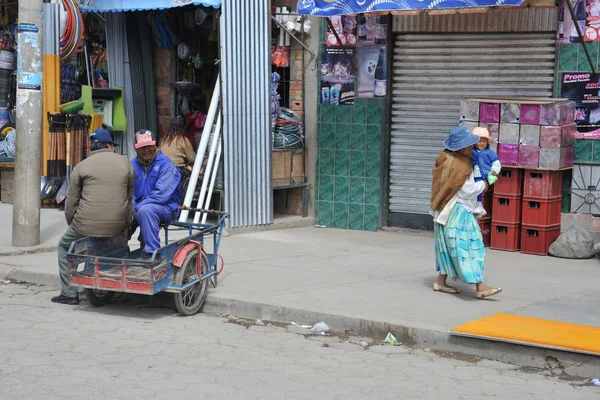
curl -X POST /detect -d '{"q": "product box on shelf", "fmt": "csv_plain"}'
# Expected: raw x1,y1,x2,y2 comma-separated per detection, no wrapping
494,168,524,196
523,170,563,198
521,197,562,226
520,224,561,256
460,100,480,122
480,103,500,123
501,103,520,123
490,222,521,252
518,146,540,168
499,123,520,144
492,194,522,224
519,125,541,146
498,144,519,166
539,146,574,169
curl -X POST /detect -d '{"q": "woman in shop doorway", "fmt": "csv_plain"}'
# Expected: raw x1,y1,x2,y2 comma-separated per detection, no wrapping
160,116,196,201
430,126,502,299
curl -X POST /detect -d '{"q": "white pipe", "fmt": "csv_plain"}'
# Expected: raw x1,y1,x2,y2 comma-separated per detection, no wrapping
201,140,222,224
193,111,222,224
179,73,221,222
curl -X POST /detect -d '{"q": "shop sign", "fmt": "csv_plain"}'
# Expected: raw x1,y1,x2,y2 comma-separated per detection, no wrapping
561,72,600,138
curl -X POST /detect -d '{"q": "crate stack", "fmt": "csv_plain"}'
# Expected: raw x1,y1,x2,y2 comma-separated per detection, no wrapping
459,97,575,255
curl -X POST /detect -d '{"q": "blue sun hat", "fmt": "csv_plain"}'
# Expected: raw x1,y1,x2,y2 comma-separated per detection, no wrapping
443,126,480,152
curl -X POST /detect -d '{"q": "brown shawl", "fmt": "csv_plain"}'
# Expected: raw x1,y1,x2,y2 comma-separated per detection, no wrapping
430,150,473,212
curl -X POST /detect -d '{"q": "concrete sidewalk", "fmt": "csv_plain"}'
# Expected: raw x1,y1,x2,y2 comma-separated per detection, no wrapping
1,223,599,377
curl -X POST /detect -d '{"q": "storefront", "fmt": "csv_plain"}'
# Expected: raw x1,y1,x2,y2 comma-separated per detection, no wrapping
301,0,560,232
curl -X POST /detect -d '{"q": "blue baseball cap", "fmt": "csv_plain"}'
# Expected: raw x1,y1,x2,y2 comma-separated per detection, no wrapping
90,129,119,146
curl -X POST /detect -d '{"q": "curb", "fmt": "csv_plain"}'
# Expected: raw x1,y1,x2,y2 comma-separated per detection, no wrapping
3,266,598,379
0,246,58,257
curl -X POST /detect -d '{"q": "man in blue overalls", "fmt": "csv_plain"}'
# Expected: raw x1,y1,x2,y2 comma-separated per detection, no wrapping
130,129,181,258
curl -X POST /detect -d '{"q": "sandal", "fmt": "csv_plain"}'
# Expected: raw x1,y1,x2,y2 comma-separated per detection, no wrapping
476,287,502,299
433,282,461,294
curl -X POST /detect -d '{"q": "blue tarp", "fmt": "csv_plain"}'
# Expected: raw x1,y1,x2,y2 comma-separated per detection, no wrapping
77,0,220,12
297,0,525,16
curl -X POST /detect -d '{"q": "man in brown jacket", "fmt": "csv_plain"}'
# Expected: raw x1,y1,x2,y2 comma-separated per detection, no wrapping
51,129,134,305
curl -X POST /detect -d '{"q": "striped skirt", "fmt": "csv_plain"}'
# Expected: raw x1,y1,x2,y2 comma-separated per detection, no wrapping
434,203,485,284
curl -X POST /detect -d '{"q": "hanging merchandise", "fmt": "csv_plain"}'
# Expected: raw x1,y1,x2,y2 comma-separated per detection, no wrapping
273,107,303,150
147,11,178,49
59,0,84,60
271,72,281,119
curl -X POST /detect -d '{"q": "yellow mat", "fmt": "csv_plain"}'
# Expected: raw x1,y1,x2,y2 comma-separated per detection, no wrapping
451,313,600,356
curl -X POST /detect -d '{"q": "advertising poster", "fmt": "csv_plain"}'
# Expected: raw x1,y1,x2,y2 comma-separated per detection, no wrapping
561,72,600,137
557,0,600,43
357,46,387,98
326,14,388,46
321,46,356,106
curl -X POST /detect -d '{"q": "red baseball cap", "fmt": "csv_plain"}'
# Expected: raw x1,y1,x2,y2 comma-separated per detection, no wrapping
135,129,156,149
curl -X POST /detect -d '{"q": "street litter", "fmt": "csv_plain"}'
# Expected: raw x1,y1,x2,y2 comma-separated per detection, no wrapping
311,322,330,334
255,319,265,326
592,378,600,386
314,225,327,228
384,332,401,346
360,341,368,349
291,321,330,335
0,280,10,284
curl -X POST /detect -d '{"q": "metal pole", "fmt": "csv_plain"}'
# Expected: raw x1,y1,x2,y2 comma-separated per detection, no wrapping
12,0,43,246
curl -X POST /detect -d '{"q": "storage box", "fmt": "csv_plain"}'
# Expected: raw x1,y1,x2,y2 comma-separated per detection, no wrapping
483,123,500,143
518,145,540,168
489,142,498,154
499,123,520,144
477,217,492,247
520,224,561,256
540,101,575,126
482,191,493,216
492,194,522,224
539,146,573,169
498,144,519,166
272,150,304,187
460,100,480,121
521,197,562,226
561,124,576,147
460,120,478,132
494,168,523,196
491,222,521,252
540,124,576,148
523,170,563,198
480,103,500,123
520,104,542,125
519,125,540,146
501,103,520,123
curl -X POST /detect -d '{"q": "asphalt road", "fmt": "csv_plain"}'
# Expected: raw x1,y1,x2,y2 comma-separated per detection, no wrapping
0,283,598,400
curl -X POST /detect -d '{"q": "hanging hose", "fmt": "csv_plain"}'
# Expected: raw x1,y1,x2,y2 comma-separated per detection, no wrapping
59,0,84,60
147,11,178,49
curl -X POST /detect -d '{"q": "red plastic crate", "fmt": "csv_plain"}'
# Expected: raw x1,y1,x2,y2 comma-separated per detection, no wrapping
521,197,562,226
477,217,491,247
494,168,523,196
523,170,563,199
520,224,561,256
491,222,521,252
482,192,493,218
491,194,522,224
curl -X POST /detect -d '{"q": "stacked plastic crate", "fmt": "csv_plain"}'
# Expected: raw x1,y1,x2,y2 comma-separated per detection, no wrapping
459,97,576,255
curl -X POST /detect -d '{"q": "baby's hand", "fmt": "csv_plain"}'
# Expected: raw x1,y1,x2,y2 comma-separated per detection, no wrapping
492,170,499,176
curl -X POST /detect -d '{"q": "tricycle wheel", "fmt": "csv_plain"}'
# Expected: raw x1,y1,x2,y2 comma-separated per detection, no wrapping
173,248,209,316
84,289,115,306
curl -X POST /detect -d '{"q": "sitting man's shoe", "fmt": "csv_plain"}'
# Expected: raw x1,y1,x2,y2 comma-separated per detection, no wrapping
51,294,80,305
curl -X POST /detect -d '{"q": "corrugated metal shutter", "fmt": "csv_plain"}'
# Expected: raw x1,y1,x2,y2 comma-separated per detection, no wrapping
389,33,555,218
220,0,272,227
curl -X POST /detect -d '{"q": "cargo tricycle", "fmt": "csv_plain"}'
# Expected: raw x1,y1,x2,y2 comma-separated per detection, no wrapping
67,210,227,316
